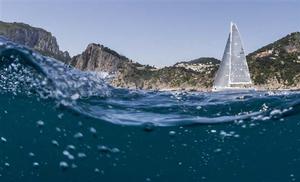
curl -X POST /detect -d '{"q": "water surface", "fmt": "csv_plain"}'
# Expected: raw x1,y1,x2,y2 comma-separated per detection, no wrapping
0,38,300,181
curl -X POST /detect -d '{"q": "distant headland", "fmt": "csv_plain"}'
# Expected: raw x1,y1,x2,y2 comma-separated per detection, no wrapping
0,21,299,91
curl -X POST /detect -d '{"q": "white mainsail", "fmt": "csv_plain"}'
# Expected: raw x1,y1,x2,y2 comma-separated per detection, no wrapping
213,22,252,91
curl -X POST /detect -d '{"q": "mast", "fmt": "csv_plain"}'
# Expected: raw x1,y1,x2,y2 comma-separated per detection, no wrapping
228,22,233,85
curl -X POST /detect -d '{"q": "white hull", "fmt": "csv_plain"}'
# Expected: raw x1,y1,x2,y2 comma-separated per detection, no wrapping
212,87,255,92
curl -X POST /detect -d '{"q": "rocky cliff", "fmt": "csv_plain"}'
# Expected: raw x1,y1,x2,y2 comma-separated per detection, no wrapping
247,32,300,90
69,32,300,91
69,44,219,90
127,57,220,91
0,21,299,91
111,66,217,91
0,21,70,62
69,43,148,73
130,32,300,91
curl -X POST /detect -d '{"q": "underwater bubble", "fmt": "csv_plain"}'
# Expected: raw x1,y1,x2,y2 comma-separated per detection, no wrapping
57,113,64,119
234,134,240,138
94,168,100,173
1,137,7,143
143,122,155,132
59,161,69,171
73,132,83,139
210,130,217,133
67,145,76,150
220,130,231,137
63,150,70,155
89,127,97,135
63,150,74,160
97,145,110,153
51,140,59,147
36,120,45,127
169,131,176,136
234,120,244,125
77,152,87,158
261,103,269,111
78,121,83,127
182,143,188,147
55,127,62,132
111,148,120,153
214,148,222,153
71,164,77,168
29,152,35,157
33,162,39,168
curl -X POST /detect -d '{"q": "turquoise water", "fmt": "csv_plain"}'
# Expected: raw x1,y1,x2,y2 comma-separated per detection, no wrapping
1,38,300,181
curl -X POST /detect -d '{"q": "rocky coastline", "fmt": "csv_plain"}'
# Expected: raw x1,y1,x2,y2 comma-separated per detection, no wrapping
0,21,299,91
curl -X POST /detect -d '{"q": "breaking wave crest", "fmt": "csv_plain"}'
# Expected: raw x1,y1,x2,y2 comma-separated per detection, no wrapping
0,37,300,126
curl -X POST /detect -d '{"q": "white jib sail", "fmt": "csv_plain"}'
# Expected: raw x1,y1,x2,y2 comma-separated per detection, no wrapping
213,33,231,89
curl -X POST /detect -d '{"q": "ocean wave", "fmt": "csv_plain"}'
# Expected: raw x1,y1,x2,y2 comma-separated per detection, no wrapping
0,37,111,99
0,38,300,126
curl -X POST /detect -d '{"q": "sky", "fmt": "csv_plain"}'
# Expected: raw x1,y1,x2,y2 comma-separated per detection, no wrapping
0,0,299,67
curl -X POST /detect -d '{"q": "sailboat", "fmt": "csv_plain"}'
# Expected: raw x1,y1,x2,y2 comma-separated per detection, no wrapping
213,22,252,91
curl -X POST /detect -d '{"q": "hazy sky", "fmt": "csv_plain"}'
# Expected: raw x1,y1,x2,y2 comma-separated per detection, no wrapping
0,0,299,67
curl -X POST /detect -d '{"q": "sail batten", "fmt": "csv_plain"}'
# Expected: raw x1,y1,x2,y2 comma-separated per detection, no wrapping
213,23,252,91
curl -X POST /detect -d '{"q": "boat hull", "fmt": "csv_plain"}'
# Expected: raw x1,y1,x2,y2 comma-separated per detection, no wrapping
212,87,256,92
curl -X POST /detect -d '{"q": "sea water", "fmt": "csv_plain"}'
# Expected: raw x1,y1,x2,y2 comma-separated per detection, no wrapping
0,38,300,182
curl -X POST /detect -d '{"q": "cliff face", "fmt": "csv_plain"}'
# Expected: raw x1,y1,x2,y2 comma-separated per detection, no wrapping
111,66,217,91
247,32,300,90
0,21,70,62
69,43,219,90
103,30,300,91
69,43,135,73
108,58,218,91
1,20,299,91
70,32,300,91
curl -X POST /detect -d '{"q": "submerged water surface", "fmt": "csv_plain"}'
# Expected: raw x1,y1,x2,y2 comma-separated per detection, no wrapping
0,38,300,181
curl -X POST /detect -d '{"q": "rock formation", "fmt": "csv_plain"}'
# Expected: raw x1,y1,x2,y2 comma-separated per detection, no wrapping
0,21,70,62
1,21,299,91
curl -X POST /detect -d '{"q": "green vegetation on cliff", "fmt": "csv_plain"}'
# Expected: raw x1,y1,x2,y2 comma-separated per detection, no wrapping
247,32,300,87
112,62,218,90
0,21,299,90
